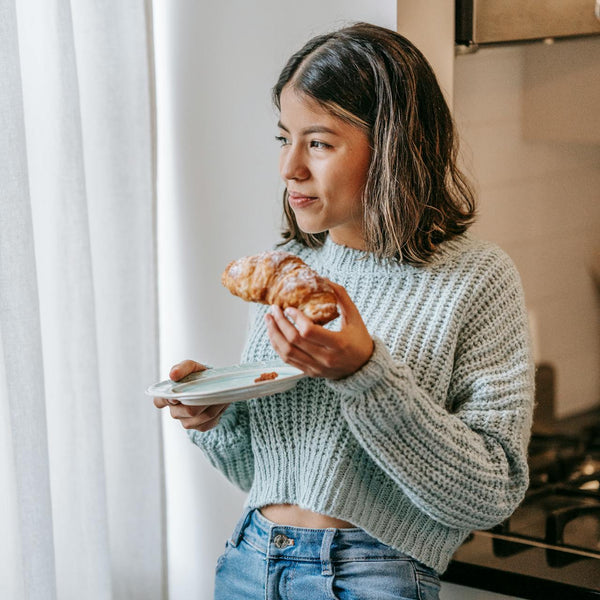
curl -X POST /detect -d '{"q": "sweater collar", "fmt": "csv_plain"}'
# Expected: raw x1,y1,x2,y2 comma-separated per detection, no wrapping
318,235,400,275
316,233,475,274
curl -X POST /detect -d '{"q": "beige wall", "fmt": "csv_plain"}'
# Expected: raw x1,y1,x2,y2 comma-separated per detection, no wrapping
453,39,600,418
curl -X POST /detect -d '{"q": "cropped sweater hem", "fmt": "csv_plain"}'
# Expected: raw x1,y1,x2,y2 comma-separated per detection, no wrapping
243,488,468,573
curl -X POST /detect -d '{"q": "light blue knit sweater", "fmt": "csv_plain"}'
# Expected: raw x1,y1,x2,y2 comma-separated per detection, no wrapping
189,233,534,573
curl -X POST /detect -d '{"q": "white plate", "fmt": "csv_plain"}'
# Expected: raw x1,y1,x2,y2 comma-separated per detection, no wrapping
145,361,305,405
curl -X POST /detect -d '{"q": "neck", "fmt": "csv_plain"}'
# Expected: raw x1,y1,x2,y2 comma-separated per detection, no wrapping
327,230,366,251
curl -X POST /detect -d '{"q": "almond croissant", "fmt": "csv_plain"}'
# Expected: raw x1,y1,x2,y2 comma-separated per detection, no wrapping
221,251,339,325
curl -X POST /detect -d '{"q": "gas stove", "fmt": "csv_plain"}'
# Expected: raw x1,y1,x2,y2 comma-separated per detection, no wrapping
500,428,600,547
443,414,600,599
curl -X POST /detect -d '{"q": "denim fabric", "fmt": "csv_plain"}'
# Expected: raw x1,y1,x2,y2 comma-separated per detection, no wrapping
214,508,440,600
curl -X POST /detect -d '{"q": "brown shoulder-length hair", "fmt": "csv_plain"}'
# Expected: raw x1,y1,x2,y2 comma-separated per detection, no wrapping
273,22,476,265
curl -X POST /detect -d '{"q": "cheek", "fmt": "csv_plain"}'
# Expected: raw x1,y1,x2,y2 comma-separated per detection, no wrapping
321,163,359,197
353,151,371,191
341,148,371,198
341,167,369,207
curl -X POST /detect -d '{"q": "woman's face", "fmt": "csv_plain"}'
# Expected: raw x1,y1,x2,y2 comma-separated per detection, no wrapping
277,86,372,250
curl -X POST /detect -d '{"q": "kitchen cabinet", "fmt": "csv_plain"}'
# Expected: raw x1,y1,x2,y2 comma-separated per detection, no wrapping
398,0,600,143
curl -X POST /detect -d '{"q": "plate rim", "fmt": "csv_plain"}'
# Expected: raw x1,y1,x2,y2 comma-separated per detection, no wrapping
145,360,305,400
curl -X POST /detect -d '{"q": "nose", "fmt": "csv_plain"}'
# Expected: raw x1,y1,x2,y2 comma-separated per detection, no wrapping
279,145,309,182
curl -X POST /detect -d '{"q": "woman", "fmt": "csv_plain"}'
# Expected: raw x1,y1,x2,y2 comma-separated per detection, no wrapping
155,22,534,600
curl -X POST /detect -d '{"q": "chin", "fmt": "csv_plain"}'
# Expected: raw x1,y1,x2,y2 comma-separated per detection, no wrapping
296,221,327,236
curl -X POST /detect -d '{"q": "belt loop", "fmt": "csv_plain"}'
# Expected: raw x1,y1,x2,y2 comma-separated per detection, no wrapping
230,507,254,547
320,528,336,576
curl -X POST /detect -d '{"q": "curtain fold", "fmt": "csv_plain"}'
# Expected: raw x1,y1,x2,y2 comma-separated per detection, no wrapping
0,3,57,598
0,0,164,598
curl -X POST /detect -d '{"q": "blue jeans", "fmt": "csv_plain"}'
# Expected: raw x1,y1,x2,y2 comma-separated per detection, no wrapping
214,508,440,600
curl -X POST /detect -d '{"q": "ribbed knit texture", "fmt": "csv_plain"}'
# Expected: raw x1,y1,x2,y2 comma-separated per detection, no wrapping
189,233,535,573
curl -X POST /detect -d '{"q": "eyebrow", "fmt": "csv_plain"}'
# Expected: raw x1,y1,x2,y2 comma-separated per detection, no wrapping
277,121,339,136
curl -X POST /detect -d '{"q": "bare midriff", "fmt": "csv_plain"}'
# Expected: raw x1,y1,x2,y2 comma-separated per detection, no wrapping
260,504,356,529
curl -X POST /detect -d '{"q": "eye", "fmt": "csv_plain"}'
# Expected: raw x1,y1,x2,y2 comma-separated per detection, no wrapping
310,140,331,149
275,135,290,147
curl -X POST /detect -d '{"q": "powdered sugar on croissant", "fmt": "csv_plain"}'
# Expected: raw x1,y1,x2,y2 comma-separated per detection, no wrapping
221,251,339,325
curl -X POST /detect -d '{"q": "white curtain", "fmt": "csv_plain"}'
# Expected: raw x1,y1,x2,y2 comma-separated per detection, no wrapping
0,1,165,599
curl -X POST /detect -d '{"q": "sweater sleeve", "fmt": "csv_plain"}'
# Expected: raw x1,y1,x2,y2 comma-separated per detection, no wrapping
326,252,535,530
187,400,254,492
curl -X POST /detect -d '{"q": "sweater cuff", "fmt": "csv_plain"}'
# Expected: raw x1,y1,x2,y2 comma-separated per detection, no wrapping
325,336,394,397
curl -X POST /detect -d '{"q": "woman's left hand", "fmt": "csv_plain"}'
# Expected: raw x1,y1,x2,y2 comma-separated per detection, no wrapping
264,281,374,379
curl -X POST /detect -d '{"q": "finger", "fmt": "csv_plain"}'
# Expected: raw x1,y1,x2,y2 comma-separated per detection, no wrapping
154,397,182,409
271,305,328,349
281,306,337,347
153,397,168,408
327,281,360,327
181,410,224,432
169,401,220,421
169,360,207,381
265,311,319,369
178,404,229,431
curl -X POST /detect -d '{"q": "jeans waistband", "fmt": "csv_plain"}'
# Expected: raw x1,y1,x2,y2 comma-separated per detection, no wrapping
229,507,412,568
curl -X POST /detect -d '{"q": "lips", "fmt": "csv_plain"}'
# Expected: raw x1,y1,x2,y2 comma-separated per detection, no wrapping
287,190,318,209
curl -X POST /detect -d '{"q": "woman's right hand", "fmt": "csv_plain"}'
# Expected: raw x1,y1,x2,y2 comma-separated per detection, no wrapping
153,360,229,432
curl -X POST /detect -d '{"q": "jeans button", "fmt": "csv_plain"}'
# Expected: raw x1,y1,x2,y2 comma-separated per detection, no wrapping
273,534,294,549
